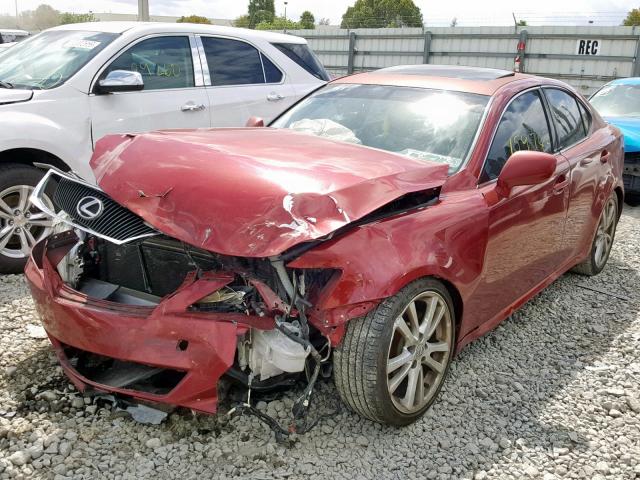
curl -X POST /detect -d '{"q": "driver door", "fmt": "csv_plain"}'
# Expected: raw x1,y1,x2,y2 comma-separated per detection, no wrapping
89,34,210,145
464,89,571,333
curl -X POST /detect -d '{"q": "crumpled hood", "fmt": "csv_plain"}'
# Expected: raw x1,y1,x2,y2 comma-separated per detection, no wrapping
603,116,640,153
91,128,448,257
0,88,33,105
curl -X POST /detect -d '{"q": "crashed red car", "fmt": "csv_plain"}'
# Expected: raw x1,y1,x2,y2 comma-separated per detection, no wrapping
26,65,623,427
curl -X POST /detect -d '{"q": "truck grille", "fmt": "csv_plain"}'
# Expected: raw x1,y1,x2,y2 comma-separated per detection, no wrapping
52,177,157,244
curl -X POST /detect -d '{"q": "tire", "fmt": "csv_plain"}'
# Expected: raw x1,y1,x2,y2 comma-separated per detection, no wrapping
572,193,618,276
333,278,456,426
625,192,640,207
0,164,54,275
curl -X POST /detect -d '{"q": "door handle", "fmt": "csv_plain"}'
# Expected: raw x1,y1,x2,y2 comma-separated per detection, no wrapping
267,93,284,102
600,150,610,164
181,103,206,112
553,174,569,195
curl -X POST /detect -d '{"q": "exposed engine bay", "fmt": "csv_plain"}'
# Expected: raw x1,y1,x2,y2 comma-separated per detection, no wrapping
51,226,334,436
60,231,333,374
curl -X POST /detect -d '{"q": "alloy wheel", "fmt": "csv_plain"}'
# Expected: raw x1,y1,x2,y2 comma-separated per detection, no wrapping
386,291,453,414
594,197,617,269
0,185,54,259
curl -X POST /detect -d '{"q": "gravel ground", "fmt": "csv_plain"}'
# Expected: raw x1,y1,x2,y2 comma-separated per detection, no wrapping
1,208,639,480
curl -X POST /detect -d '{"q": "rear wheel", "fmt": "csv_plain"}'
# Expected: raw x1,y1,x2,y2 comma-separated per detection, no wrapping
333,278,455,426
0,164,55,274
572,193,618,276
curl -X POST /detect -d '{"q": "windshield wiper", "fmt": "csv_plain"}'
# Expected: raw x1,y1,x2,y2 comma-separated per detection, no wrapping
0,80,13,89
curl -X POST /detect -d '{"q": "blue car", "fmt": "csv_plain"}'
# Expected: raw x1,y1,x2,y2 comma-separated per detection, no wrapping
590,78,640,206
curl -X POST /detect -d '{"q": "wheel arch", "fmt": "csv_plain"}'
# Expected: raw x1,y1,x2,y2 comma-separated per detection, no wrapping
614,186,623,218
384,269,465,338
433,275,464,337
0,148,72,173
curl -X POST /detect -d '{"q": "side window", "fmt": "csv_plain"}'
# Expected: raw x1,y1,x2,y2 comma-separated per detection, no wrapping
103,36,194,91
544,88,587,149
262,55,283,83
272,43,330,81
577,100,592,134
481,91,552,183
201,37,265,86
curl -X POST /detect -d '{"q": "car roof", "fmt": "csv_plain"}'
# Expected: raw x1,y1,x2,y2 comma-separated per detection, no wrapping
48,22,306,44
608,77,640,86
333,65,539,96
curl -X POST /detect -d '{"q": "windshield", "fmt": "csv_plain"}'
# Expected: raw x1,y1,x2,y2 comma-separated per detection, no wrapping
0,30,118,90
271,84,489,172
590,83,640,117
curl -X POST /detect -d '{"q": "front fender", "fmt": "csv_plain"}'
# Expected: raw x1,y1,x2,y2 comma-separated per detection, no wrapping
289,190,489,339
0,91,94,182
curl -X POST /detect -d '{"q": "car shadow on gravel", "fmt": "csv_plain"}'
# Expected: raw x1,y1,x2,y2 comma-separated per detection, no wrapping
432,258,639,474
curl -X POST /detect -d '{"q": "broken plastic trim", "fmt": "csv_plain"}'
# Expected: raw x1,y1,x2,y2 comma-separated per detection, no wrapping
64,345,187,395
280,187,440,262
91,394,170,425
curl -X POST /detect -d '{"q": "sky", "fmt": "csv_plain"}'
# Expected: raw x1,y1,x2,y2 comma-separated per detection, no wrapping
0,0,637,26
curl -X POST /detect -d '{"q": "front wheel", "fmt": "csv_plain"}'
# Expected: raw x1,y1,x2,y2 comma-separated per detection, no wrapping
572,193,618,276
0,164,55,274
333,278,455,426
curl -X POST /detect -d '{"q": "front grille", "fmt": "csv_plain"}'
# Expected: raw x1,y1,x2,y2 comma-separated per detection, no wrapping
53,177,157,244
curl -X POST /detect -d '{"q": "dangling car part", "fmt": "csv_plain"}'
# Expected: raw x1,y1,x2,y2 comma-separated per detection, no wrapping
26,65,624,428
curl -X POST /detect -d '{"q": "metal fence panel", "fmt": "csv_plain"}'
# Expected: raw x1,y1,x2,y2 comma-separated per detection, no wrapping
280,25,640,95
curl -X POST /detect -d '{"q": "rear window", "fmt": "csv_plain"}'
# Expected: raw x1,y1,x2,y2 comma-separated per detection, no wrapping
202,37,264,86
577,101,592,134
262,55,283,83
544,88,587,150
272,42,329,81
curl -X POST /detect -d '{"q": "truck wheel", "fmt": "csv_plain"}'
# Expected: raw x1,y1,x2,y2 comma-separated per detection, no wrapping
333,278,455,426
572,193,618,276
0,164,55,274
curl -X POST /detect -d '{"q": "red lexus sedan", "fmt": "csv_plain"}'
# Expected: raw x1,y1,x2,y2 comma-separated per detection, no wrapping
26,65,623,428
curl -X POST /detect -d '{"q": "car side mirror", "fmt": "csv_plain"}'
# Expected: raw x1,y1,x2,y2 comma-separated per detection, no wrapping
496,150,557,198
96,70,144,94
245,116,265,127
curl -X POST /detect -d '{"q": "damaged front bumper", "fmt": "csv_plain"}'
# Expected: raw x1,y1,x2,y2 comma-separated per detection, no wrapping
24,233,280,414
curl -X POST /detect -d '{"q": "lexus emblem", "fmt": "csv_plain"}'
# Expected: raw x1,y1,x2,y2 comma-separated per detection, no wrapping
76,196,104,220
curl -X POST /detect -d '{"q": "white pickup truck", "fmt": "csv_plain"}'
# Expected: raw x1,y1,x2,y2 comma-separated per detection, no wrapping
0,22,328,273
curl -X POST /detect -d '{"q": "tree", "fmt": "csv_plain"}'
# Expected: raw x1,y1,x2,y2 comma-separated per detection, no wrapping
29,4,60,30
234,15,251,28
248,0,275,28
59,12,96,24
299,11,315,29
341,0,423,29
255,16,300,30
318,17,331,26
517,19,527,26
623,8,640,26
176,15,211,24
450,17,457,27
